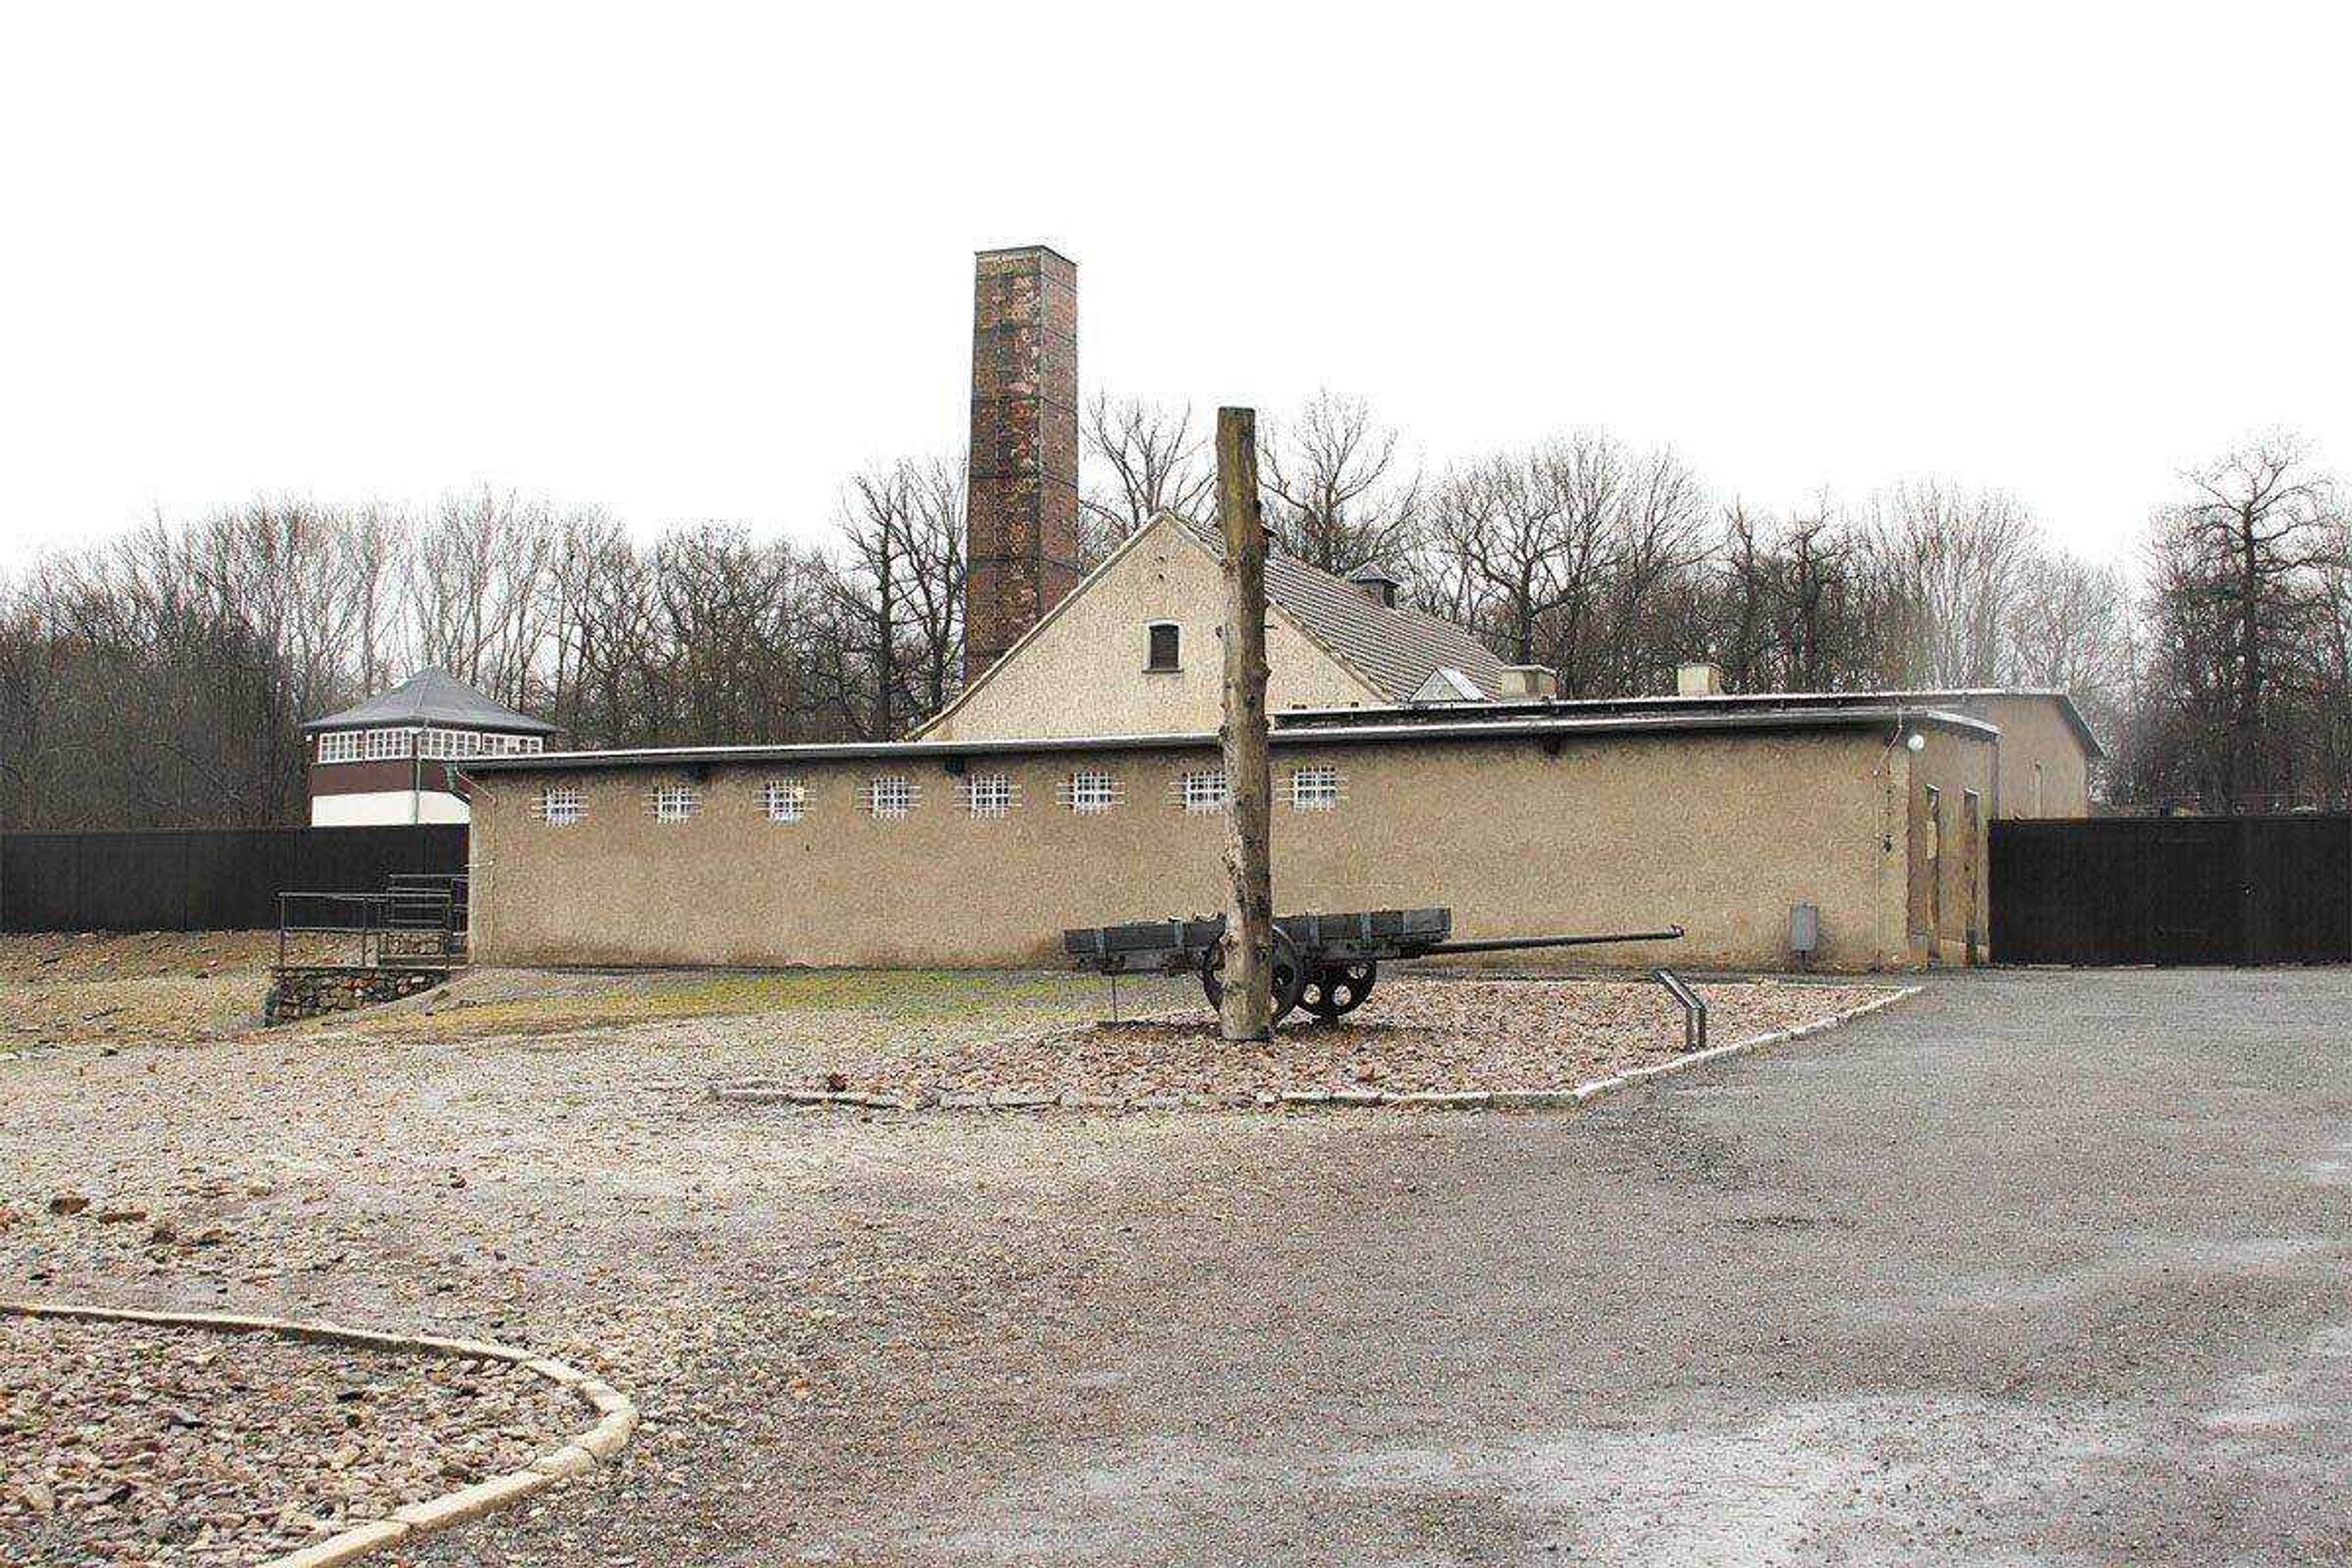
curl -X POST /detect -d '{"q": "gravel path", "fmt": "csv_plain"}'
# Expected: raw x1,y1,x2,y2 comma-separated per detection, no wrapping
0,1314,578,1564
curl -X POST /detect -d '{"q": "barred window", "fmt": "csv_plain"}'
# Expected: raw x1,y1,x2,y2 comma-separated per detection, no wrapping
965,772,1015,820
537,784,584,826
1178,769,1229,815
652,783,699,823
867,775,916,820
759,778,807,823
1290,765,1341,811
317,731,361,764
1063,770,1118,815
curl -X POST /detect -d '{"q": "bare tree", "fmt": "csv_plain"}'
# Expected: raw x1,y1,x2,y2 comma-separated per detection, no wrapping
1080,394,1212,564
2122,434,2344,807
1860,481,2038,687
1259,391,1422,572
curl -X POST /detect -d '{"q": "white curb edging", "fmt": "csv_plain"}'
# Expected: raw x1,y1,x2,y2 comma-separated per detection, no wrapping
1563,983,1924,1101
0,1300,635,1568
710,985,1924,1115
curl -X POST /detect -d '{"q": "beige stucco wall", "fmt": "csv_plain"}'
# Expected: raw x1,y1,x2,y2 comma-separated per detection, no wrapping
922,516,1384,743
1902,726,1998,965
1932,695,2094,818
468,724,1981,974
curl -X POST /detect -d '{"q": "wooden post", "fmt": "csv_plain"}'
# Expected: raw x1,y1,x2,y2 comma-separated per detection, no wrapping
1216,406,1275,1042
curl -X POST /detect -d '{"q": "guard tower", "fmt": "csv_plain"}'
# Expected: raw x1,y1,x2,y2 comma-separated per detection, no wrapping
301,668,556,826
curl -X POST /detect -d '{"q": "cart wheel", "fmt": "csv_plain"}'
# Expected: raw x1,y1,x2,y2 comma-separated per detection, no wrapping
1302,960,1377,1023
1199,930,1308,1025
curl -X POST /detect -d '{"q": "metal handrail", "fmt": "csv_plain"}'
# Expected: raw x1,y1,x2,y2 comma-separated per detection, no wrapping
388,873,470,935
1653,967,1708,1052
277,889,457,970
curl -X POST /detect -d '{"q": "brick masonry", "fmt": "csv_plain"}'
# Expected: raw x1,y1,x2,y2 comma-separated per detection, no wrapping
965,245,1080,683
266,965,448,1025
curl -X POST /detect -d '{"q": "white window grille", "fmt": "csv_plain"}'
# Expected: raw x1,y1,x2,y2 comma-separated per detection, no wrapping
1178,769,1230,815
518,735,545,754
363,727,412,761
652,783,700,823
1061,770,1120,815
865,775,916,820
964,772,1015,819
1290,765,1342,812
759,778,808,823
317,731,361,764
536,784,584,826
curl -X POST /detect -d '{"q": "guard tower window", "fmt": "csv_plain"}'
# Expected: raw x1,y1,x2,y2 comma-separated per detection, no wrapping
1146,622,1181,672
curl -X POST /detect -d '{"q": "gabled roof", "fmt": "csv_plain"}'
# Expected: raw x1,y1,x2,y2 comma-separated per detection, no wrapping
1170,517,1512,703
913,511,1517,739
301,668,557,734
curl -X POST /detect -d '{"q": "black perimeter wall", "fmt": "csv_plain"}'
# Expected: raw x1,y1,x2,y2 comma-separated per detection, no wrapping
1991,815,2351,965
0,827,467,933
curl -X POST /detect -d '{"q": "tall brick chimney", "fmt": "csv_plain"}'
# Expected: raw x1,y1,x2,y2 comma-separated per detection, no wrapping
964,244,1079,683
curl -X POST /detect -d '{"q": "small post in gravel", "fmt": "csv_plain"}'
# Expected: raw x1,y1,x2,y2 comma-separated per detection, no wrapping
1216,405,1275,1043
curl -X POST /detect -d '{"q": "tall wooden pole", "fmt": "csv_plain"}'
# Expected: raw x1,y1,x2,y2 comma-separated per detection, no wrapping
1216,407,1275,1042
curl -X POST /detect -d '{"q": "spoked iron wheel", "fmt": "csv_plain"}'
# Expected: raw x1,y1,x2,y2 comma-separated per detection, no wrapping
1300,960,1377,1024
1199,929,1309,1024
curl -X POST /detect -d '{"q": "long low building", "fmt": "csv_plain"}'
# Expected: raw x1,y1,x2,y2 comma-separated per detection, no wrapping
451,247,2100,977
458,696,2039,973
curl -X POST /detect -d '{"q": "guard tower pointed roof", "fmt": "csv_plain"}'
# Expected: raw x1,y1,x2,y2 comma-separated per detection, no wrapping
300,668,557,734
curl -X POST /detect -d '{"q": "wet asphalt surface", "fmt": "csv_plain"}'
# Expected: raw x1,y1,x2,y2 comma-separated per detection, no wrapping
876,968,2352,1567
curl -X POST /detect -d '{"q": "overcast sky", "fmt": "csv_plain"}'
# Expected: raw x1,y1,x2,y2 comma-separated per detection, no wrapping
3,2,2345,573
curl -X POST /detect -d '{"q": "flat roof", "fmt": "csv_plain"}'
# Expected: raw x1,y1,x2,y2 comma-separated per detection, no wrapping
458,704,1997,775
1277,687,2103,759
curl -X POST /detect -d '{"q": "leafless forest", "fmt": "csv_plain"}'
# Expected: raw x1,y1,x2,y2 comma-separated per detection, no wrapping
2,395,2345,829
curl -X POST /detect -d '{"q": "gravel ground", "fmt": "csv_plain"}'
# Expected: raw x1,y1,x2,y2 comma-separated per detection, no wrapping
727,976,1888,1102
0,954,1892,1564
0,1314,579,1564
0,933,339,1049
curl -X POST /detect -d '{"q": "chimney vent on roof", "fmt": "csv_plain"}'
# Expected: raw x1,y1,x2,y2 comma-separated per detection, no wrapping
1497,665,1560,701
1676,661,1727,697
1346,561,1403,609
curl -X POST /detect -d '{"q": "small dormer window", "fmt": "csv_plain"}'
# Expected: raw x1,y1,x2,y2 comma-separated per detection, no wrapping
1146,622,1181,672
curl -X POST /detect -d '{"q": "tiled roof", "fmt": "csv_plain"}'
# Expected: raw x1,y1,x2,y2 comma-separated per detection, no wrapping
1175,518,1511,702
301,668,557,734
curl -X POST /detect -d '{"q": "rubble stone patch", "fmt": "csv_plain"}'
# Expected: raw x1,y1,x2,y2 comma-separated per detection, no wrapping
0,1306,627,1567
710,975,1902,1110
